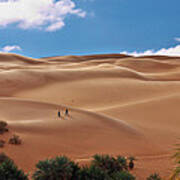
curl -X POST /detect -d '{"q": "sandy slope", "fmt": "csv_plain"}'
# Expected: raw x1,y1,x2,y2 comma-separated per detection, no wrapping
1,53,180,179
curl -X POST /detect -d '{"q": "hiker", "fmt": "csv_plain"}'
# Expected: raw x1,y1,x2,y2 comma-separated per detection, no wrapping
129,160,134,170
65,108,69,116
58,110,61,118
128,157,135,170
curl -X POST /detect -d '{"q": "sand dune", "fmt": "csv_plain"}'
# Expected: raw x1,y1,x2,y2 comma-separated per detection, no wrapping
1,53,180,179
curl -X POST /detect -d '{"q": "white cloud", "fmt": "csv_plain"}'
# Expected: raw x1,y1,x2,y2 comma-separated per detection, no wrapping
175,37,180,42
0,0,86,31
46,21,65,32
1,45,22,52
121,45,180,57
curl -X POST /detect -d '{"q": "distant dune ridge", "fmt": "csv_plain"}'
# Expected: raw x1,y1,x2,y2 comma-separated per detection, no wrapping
0,53,180,179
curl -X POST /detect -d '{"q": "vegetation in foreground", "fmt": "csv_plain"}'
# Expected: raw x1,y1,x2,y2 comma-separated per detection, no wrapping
0,153,137,180
32,154,137,180
0,152,165,180
0,153,28,180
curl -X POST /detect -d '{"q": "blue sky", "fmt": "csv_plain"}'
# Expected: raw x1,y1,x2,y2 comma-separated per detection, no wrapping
0,0,180,58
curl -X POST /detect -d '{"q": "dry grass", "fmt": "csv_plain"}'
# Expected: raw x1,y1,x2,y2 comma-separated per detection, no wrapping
9,134,22,145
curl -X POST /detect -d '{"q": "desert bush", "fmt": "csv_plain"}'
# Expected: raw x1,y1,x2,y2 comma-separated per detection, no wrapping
0,140,5,148
0,121,7,127
79,165,135,180
32,155,135,180
92,154,128,176
0,121,8,134
112,171,136,180
147,173,162,180
79,165,109,180
32,156,80,180
117,156,128,170
9,134,22,145
0,159,28,180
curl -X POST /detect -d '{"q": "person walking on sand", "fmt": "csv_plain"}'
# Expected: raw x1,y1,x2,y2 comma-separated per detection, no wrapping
65,108,69,116
58,110,61,118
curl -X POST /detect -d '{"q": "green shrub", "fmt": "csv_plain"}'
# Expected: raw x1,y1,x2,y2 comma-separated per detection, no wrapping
9,134,22,145
32,155,135,180
79,165,109,180
112,171,136,180
92,154,128,176
117,156,128,170
32,156,80,180
79,164,135,180
147,173,162,180
0,159,28,180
